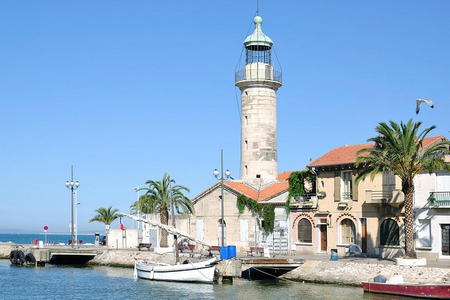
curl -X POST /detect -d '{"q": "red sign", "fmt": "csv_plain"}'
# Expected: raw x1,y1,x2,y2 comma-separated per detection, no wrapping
120,223,125,231
43,225,49,231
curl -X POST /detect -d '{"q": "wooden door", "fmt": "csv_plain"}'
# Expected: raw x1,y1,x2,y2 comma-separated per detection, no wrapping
320,225,327,251
361,218,367,253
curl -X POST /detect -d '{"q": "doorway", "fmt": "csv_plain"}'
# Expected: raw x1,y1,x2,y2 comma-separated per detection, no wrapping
361,218,367,253
442,224,450,256
320,225,327,252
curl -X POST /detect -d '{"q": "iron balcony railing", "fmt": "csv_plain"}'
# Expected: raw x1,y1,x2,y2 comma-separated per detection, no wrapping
342,191,352,200
365,189,404,206
291,194,318,209
235,68,282,83
428,191,450,208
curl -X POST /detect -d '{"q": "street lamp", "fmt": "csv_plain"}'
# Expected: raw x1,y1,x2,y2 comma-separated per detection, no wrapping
133,187,142,241
213,149,231,247
65,165,80,248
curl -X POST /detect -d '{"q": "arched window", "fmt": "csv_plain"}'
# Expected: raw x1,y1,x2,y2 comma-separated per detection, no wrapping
341,219,356,244
298,218,312,243
380,218,399,246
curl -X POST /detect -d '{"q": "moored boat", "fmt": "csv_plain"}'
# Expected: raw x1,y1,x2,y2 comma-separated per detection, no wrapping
362,282,450,299
136,258,218,283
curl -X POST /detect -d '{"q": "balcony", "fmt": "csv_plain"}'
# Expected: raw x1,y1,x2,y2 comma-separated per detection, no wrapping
290,194,318,209
428,192,450,208
235,64,282,85
365,189,404,207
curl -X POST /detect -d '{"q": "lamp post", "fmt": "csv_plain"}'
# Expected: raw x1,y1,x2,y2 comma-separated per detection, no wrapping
65,165,80,248
133,187,142,241
213,149,231,247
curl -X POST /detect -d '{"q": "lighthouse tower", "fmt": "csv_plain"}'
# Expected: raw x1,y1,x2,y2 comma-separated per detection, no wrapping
235,16,282,185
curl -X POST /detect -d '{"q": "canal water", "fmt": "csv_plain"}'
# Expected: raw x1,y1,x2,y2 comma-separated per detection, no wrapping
0,260,412,300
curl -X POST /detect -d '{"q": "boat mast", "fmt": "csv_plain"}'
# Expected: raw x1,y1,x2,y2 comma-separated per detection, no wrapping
170,181,180,264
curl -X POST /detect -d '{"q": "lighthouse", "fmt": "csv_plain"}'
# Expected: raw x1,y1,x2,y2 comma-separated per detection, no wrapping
235,16,282,185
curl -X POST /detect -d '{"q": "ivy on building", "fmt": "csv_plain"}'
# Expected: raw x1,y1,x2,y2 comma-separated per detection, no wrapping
285,169,317,211
236,194,275,233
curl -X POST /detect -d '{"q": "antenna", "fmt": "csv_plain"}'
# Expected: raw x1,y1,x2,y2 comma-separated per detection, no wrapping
256,0,259,15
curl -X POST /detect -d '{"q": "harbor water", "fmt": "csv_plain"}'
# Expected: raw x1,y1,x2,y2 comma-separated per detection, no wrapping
0,260,412,300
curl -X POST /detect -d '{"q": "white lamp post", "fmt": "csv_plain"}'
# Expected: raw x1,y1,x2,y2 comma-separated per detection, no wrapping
214,149,231,247
65,165,80,248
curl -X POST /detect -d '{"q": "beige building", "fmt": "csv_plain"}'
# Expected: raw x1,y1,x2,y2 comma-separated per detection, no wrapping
290,136,444,258
190,175,291,254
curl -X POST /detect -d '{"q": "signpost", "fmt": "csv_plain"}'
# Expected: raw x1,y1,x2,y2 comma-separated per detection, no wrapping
43,225,48,245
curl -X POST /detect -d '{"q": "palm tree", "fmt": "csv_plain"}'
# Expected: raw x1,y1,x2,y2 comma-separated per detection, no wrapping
131,173,193,247
89,206,122,236
356,120,450,258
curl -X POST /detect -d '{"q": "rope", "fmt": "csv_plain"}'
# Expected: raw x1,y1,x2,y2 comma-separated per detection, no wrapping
251,267,297,282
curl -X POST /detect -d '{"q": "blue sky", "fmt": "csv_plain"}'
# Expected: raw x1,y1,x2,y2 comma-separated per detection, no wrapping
0,1,449,233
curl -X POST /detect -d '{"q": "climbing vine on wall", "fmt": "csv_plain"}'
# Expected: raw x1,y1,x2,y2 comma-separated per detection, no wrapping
237,194,275,233
285,169,317,211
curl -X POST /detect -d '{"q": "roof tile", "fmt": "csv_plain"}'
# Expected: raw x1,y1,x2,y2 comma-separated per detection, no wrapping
308,136,446,167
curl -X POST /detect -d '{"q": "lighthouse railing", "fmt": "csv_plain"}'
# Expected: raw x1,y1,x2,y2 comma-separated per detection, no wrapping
235,68,282,83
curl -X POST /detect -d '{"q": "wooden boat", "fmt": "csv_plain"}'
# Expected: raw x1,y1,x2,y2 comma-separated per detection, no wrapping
136,258,218,283
362,282,450,299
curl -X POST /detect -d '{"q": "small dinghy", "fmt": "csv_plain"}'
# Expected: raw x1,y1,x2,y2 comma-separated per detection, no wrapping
136,257,218,283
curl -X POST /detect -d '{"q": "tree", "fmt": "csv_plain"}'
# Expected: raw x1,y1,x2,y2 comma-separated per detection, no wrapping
356,120,450,257
131,173,193,248
89,206,122,235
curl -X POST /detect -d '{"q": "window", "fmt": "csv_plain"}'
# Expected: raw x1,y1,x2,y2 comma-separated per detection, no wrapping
298,218,312,243
240,219,248,242
380,218,400,246
341,171,352,200
416,219,431,248
382,172,395,189
196,219,204,242
245,140,248,150
341,219,356,244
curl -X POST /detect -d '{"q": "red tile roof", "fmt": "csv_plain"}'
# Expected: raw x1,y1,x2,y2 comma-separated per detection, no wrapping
223,181,258,200
277,171,293,181
258,181,289,201
308,136,446,167
224,180,289,202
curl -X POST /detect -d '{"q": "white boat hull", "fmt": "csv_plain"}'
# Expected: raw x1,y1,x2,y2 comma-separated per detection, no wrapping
136,259,218,283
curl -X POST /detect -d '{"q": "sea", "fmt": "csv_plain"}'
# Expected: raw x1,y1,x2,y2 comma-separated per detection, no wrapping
0,233,96,245
0,260,408,300
0,234,404,299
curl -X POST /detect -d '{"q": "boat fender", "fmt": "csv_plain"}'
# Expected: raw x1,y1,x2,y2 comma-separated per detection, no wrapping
25,253,36,265
9,250,17,264
16,250,25,265
182,259,191,265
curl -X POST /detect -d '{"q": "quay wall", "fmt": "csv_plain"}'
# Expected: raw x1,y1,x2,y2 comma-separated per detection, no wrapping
0,243,24,258
282,260,450,286
89,249,176,268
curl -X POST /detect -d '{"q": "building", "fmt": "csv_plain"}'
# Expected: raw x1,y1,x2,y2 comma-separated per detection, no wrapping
290,136,445,258
189,15,291,254
414,150,450,260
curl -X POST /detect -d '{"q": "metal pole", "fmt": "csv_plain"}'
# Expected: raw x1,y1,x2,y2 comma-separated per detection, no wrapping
170,178,179,263
221,149,225,247
71,166,75,248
